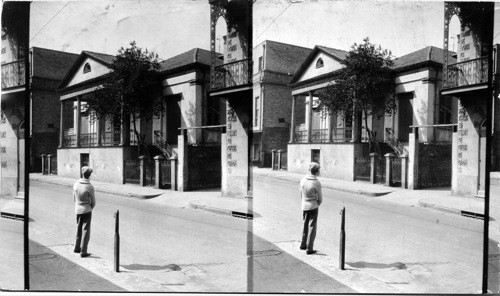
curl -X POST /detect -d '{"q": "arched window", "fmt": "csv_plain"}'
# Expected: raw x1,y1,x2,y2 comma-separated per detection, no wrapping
316,58,324,68
83,63,91,73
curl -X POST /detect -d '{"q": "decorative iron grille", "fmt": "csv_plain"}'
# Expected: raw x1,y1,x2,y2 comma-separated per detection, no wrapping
50,157,57,175
124,159,140,184
211,59,251,90
375,157,386,184
1,59,25,89
354,157,371,182
391,157,402,186
101,131,121,146
311,129,329,143
79,133,98,147
444,56,488,89
160,160,172,188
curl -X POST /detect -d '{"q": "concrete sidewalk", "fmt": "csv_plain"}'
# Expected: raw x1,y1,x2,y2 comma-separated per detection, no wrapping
26,170,497,220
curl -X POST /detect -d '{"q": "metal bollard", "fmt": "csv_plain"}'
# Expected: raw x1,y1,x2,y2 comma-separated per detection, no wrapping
114,210,120,272
339,207,345,270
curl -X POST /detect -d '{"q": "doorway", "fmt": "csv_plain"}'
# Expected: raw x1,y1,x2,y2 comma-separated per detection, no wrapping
80,153,89,178
398,93,415,142
166,95,181,144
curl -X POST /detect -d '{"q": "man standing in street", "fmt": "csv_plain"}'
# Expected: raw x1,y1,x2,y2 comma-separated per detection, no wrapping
299,162,322,255
73,166,96,258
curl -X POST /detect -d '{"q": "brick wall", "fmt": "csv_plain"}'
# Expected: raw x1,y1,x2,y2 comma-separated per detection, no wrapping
262,84,292,128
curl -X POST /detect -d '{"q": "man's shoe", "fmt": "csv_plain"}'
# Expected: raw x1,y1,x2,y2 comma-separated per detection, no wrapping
306,250,317,255
80,253,91,258
300,246,307,250
73,249,81,253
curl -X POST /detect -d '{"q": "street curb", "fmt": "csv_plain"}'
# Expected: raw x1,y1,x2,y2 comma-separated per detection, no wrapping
418,200,487,220
188,201,233,217
29,177,160,200
418,200,462,216
255,172,392,197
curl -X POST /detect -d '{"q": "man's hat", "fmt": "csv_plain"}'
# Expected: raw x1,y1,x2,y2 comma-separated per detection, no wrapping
81,166,93,175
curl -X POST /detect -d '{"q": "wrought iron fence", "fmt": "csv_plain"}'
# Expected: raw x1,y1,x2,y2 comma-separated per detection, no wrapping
391,157,402,186
294,130,307,142
375,157,386,184
50,156,57,175
144,158,155,187
444,56,488,89
211,59,251,90
311,129,329,143
280,151,288,170
331,127,353,142
101,131,121,146
1,59,25,89
354,156,371,182
62,131,76,147
80,133,98,147
124,159,140,184
160,160,172,188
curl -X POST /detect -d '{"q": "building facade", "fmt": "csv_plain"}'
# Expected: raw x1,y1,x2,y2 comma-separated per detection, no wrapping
251,40,311,167
287,44,456,186
442,2,496,197
1,2,29,198
56,48,219,187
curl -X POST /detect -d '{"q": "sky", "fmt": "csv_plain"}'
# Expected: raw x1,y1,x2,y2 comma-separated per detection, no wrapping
30,0,213,60
254,0,500,57
29,0,500,60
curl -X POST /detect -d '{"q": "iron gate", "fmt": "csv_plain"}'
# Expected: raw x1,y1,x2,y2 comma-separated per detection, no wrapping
354,157,371,182
124,159,140,184
187,145,221,190
160,160,172,188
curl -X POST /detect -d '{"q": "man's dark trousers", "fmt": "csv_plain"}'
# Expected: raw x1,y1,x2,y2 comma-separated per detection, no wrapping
300,208,318,252
75,212,92,253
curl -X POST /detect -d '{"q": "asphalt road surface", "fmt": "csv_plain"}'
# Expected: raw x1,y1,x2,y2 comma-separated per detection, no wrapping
252,174,494,293
28,181,354,293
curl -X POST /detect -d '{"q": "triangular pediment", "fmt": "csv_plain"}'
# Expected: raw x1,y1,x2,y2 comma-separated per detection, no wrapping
58,51,116,91
295,51,344,83
66,57,112,87
290,45,348,85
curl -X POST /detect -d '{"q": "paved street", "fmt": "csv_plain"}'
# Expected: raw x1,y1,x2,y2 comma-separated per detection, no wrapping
2,172,498,293
252,174,491,293
27,182,354,293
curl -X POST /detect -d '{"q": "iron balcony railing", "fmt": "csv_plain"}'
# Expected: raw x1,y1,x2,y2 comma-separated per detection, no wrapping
1,59,25,89
211,58,251,90
444,56,488,89
384,128,408,157
101,131,121,146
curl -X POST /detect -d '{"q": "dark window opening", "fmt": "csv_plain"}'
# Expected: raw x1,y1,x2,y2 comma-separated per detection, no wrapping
83,63,91,73
316,58,324,68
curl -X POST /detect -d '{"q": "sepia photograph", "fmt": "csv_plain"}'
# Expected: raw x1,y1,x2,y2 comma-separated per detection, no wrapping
0,0,499,294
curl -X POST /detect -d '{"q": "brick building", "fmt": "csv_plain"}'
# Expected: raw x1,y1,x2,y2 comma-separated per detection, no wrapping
251,40,311,166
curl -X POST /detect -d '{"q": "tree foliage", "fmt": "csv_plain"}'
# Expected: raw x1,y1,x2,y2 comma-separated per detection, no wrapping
318,38,396,153
87,41,162,155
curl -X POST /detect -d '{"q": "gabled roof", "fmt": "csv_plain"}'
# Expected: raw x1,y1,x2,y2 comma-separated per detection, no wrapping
58,51,116,90
257,40,312,75
289,45,348,84
159,48,218,74
31,47,79,81
393,46,456,72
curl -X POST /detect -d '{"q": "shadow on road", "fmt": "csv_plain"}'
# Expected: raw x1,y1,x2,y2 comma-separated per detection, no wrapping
122,263,182,271
347,261,407,270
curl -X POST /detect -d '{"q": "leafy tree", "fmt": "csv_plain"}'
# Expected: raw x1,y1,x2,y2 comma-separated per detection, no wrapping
87,41,162,156
319,38,396,154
